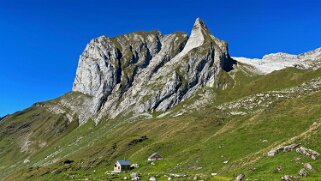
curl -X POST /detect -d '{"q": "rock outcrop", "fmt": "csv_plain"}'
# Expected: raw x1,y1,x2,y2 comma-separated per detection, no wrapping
296,146,320,160
267,144,300,156
72,18,235,124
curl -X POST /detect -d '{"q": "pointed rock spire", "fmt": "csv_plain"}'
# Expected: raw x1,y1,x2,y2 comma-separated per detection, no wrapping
193,17,209,32
182,18,210,53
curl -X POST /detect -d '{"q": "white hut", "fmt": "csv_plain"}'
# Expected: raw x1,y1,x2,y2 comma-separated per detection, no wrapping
114,160,131,172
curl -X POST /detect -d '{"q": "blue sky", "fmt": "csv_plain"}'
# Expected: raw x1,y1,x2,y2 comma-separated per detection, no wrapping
1,0,321,116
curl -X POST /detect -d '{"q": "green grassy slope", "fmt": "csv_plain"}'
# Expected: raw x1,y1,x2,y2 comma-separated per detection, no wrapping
0,95,79,179
1,67,321,180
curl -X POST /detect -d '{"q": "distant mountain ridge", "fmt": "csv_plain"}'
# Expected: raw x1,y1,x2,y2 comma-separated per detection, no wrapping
234,47,321,74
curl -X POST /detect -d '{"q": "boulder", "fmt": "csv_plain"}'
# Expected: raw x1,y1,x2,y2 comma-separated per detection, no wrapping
304,163,313,170
281,175,297,181
130,163,139,169
296,146,320,160
268,148,282,156
149,176,156,181
298,168,308,177
235,174,245,181
130,172,141,181
131,177,140,181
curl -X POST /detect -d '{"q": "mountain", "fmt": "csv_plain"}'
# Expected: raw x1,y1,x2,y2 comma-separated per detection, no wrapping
234,48,321,74
72,18,235,124
1,18,321,180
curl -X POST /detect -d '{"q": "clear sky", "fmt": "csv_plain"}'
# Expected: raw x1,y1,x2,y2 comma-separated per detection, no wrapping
1,0,321,117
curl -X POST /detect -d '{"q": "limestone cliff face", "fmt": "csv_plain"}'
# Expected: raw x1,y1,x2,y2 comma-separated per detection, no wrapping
72,18,235,124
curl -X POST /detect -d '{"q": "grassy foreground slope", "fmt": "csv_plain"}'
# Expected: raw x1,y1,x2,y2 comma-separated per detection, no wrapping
1,67,321,180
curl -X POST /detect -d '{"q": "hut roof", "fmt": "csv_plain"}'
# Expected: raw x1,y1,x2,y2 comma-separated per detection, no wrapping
117,160,131,166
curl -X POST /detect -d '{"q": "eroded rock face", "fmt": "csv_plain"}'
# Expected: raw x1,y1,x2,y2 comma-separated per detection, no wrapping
72,18,235,124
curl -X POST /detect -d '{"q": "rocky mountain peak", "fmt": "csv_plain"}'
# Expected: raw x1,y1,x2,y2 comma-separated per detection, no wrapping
194,18,207,28
182,18,209,53
72,18,234,124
